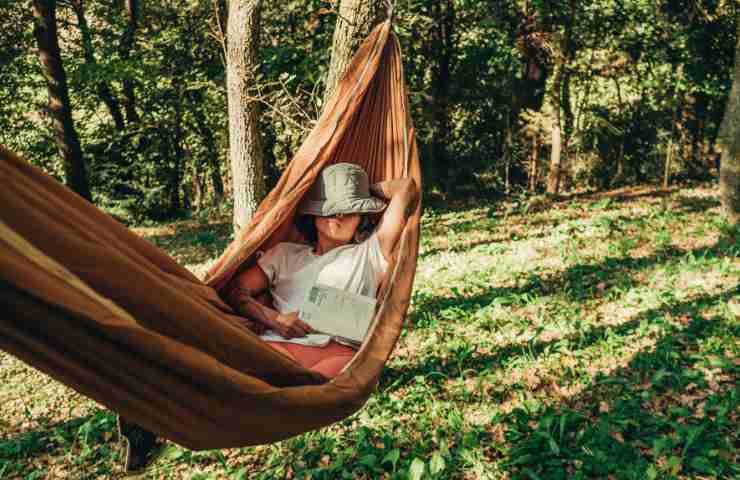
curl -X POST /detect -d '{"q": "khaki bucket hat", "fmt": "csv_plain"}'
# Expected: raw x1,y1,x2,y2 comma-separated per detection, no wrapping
299,163,387,216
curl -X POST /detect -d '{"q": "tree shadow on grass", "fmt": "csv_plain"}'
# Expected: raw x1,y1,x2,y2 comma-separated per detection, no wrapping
490,187,679,219
410,233,738,329
381,288,738,477
419,235,513,260
674,194,722,214
0,410,117,468
555,185,677,206
496,293,739,479
384,287,739,391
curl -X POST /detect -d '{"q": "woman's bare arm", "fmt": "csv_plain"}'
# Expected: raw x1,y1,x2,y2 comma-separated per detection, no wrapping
371,177,420,262
227,264,312,338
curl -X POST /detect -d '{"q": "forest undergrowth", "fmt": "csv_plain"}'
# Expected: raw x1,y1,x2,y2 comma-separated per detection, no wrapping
1,182,738,479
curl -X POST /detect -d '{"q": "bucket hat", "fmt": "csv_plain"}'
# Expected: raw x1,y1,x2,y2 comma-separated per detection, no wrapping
299,163,386,216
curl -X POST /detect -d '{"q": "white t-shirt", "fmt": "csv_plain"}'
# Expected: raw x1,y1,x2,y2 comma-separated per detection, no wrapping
257,233,389,345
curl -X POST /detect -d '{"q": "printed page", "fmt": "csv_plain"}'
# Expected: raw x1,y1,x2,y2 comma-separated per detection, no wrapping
299,283,377,343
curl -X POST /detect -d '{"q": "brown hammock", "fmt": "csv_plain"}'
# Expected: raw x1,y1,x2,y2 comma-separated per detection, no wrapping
0,21,420,450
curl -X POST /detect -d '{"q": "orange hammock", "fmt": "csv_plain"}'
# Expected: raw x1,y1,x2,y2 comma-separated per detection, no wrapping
0,21,420,450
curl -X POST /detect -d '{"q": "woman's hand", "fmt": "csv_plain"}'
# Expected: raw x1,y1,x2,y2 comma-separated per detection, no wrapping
271,312,314,339
237,316,268,335
370,178,414,200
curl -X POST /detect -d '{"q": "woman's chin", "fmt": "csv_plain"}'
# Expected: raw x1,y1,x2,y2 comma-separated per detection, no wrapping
325,231,352,244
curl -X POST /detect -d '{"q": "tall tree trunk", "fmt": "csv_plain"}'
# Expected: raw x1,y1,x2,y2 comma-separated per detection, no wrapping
546,58,564,195
719,21,740,224
612,77,625,183
546,5,575,196
70,0,125,130
170,83,184,212
664,113,681,189
119,0,140,124
227,0,265,233
510,5,549,190
529,136,539,191
210,159,225,203
428,0,455,192
323,0,383,106
32,0,91,201
192,162,206,211
681,94,703,177
561,66,573,175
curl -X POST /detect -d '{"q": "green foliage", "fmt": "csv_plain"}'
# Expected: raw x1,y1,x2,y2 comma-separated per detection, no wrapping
3,0,738,213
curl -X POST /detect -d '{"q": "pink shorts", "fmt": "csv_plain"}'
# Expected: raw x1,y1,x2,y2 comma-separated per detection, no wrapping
266,340,356,378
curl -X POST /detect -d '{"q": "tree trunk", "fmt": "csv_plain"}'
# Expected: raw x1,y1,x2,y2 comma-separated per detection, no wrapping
170,82,184,212
561,65,573,182
227,0,265,233
428,0,455,192
546,59,564,195
32,0,92,201
192,163,206,211
323,0,383,106
70,0,125,130
719,21,740,224
119,0,140,124
529,136,539,191
612,77,625,183
664,137,674,190
681,94,703,177
503,118,513,194
515,6,549,114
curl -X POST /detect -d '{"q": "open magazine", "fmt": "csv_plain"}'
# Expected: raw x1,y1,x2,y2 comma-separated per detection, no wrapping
259,283,377,347
299,283,377,346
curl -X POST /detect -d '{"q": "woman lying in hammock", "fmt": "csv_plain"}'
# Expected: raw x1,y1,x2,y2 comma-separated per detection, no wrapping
119,163,418,473
225,162,419,378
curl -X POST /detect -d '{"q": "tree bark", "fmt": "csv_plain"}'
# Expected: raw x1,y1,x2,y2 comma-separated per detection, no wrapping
70,0,126,130
561,65,573,174
719,21,740,224
227,0,265,233
529,136,539,192
32,0,92,201
192,162,206,211
170,81,184,212
681,94,704,177
119,0,140,124
612,77,625,183
323,0,383,106
546,58,564,195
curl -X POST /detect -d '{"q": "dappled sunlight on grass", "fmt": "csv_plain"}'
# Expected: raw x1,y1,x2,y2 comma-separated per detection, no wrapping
2,182,737,479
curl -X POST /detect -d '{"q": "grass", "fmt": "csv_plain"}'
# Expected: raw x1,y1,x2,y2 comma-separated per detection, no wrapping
1,182,738,479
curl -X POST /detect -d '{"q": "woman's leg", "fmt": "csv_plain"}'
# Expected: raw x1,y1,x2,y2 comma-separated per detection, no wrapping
265,341,355,379
309,354,355,378
264,341,296,360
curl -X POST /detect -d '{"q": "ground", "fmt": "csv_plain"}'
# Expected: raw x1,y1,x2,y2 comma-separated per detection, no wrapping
1,183,738,479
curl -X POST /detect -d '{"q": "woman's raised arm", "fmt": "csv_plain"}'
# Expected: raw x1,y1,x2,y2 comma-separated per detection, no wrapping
370,177,420,262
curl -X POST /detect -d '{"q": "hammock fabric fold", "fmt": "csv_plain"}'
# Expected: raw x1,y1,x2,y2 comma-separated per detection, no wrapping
0,21,421,450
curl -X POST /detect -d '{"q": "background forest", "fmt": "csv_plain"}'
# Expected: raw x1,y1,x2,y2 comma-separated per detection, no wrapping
2,2,740,479
2,0,738,224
